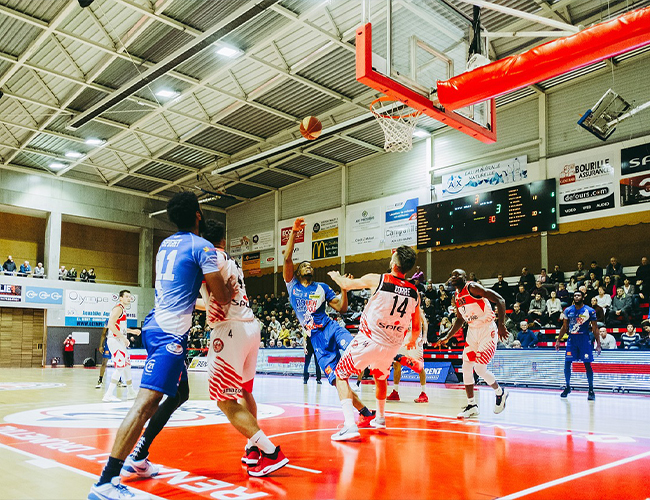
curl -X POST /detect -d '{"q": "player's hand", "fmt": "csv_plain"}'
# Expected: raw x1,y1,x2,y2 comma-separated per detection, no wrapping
555,340,560,352
328,270,341,282
596,344,602,355
497,324,508,341
405,339,417,349
124,338,130,348
292,217,305,232
132,329,141,336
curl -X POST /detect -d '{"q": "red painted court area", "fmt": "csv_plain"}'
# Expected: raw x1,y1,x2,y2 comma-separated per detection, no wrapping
1,402,649,499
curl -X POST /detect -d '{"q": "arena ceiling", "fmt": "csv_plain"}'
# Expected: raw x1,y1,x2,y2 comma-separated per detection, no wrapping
0,0,648,214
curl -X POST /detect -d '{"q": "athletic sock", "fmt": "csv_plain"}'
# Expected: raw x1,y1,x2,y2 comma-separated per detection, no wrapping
495,386,503,396
358,406,372,417
420,383,426,392
341,399,356,427
376,399,386,419
249,430,275,454
97,456,124,486
467,397,477,405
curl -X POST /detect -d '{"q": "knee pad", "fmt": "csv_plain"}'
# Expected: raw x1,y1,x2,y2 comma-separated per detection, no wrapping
462,361,475,385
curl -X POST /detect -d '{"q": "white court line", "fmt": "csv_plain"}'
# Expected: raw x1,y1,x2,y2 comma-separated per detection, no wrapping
285,464,322,474
0,443,168,500
498,450,650,499
268,427,506,440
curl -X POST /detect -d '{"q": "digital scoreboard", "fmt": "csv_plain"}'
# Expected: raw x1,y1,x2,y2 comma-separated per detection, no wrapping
417,179,557,248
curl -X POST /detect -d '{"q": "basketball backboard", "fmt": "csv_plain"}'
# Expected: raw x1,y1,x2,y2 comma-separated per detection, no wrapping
356,0,497,143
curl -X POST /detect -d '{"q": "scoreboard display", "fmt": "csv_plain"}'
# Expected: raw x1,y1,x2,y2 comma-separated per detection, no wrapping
417,179,557,248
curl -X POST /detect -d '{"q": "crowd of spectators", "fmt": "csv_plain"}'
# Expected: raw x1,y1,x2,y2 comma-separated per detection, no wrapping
1,256,45,278
59,265,96,282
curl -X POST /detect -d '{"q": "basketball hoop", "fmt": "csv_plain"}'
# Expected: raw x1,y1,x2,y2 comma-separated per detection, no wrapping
370,96,422,153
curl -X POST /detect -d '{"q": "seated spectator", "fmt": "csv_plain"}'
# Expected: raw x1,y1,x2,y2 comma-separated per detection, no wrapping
619,323,640,349
468,272,481,285
267,339,277,348
621,277,636,303
598,326,617,350
436,290,451,318
424,282,437,302
589,260,603,281
546,291,563,327
491,274,512,306
411,266,425,283
538,268,555,290
590,297,606,327
268,315,281,336
635,256,649,300
566,277,578,293
422,297,436,323
33,262,45,278
605,256,625,286
518,321,538,349
79,268,89,282
584,272,599,291
557,282,571,307
515,285,531,312
595,286,612,312
533,280,548,300
518,267,535,293
630,322,650,351
3,255,16,275
571,261,587,285
18,260,31,277
602,275,615,296
607,288,632,326
584,277,599,303
438,317,452,340
58,265,67,280
550,264,565,285
67,268,77,281
88,268,96,283
511,340,522,349
506,302,527,336
528,293,547,327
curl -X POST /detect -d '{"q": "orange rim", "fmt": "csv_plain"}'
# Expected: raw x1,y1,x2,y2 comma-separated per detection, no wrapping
370,96,422,119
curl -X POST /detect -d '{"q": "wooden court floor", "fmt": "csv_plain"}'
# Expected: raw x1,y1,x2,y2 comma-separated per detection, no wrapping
1,367,649,500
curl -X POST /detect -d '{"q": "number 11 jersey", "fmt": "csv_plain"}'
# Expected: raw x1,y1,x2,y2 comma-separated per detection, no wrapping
358,273,420,347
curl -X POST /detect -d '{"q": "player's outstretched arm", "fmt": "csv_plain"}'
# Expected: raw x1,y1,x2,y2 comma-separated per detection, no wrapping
283,217,304,283
435,313,465,347
328,271,380,292
468,282,508,340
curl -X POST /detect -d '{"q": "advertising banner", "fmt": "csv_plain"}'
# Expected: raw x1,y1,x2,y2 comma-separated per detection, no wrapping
387,362,457,383
64,290,138,328
278,208,341,263
25,286,63,305
620,173,650,206
556,153,616,217
0,284,22,303
441,156,528,197
349,206,380,231
621,142,650,175
251,231,274,251
229,236,251,257
242,252,261,272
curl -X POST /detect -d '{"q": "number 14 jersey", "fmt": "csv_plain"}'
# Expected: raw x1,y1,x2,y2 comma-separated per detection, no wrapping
358,273,420,347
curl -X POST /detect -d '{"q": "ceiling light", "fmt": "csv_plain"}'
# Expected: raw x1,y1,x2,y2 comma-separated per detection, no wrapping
156,89,180,98
50,163,66,170
65,151,85,159
216,45,243,58
85,138,105,146
413,129,429,138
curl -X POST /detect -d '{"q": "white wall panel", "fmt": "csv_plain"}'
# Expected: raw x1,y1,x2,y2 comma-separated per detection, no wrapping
348,140,428,205
433,98,540,170
280,169,342,220
548,56,650,158
227,193,275,238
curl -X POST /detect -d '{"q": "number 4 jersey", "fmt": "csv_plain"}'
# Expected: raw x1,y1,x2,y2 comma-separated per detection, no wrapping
358,273,420,347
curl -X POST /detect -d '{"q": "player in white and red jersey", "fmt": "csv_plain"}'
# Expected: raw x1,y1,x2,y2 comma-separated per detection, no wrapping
103,290,141,402
435,269,509,418
198,220,288,477
329,246,422,436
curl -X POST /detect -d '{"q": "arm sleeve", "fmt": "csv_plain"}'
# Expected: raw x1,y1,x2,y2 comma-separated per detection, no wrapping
589,308,597,321
196,240,220,275
323,283,336,302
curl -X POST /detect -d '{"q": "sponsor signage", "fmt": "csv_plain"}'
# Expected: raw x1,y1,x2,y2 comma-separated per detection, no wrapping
0,283,22,302
278,208,341,263
251,230,274,251
64,290,138,328
242,251,261,272
385,197,418,223
385,221,417,247
621,142,650,175
311,218,339,241
280,226,304,246
350,207,380,230
311,237,338,260
620,173,650,206
388,362,457,383
442,156,528,197
25,286,63,305
229,235,251,257
556,154,616,217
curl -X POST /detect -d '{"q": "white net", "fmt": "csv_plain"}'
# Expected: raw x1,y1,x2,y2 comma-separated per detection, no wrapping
371,97,422,153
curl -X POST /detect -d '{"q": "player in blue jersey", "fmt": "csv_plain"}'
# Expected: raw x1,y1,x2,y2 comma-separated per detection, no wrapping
89,192,232,500
555,290,601,401
283,217,374,441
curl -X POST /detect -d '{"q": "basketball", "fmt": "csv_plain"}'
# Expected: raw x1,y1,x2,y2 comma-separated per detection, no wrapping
299,116,322,140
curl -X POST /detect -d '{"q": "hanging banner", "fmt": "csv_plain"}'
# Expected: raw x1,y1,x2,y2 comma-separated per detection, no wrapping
278,208,341,263
441,156,528,197
385,197,419,223
260,250,276,269
311,218,339,241
242,252,261,272
0,284,22,303
620,173,650,206
229,236,251,257
621,142,650,175
349,206,380,231
64,290,138,328
251,231,274,251
556,153,616,217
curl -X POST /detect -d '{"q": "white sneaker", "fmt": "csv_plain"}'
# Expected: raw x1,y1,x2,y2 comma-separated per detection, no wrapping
126,389,137,400
95,382,103,389
121,456,159,478
102,394,121,403
457,404,480,419
331,424,360,441
88,477,150,500
494,390,509,414
370,417,386,429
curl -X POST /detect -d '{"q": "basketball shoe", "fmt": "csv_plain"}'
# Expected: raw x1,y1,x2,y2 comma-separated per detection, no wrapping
102,393,121,403
394,354,424,373
121,456,159,479
386,389,400,401
357,410,376,428
88,477,149,500
457,404,479,419
331,424,360,441
587,389,596,401
560,387,571,398
241,446,260,466
247,446,288,477
370,417,386,429
414,392,428,403
494,390,508,414
127,388,137,400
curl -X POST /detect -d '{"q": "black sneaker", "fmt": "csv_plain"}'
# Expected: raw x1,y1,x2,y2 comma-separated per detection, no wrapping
560,387,571,398
587,390,596,401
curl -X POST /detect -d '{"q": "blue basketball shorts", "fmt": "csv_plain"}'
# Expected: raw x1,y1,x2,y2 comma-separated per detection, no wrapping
566,334,594,363
309,321,353,385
